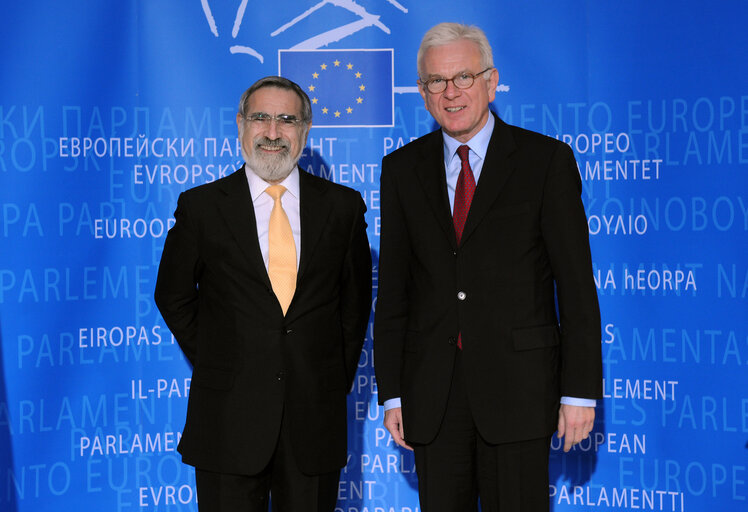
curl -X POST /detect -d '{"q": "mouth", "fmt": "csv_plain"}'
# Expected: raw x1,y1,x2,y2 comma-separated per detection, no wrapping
445,106,466,113
254,137,289,154
258,144,285,152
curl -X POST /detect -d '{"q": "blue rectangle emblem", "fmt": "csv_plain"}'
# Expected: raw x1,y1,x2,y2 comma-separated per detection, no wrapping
279,49,394,128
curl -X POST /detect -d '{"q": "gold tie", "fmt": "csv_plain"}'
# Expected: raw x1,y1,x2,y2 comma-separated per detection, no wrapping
266,185,297,315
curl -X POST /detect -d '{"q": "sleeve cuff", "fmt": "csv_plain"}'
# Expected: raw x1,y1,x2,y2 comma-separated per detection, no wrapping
383,397,402,411
560,396,596,407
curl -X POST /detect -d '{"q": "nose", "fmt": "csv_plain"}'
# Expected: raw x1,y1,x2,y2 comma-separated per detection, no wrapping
442,79,461,100
266,118,280,139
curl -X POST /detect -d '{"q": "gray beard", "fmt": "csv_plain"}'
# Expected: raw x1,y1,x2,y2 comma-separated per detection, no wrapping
241,136,299,183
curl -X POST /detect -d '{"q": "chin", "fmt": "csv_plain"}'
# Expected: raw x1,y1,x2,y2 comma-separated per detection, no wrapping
246,152,297,182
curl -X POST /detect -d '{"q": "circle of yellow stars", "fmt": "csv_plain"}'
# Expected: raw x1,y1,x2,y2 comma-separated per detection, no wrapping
308,59,365,118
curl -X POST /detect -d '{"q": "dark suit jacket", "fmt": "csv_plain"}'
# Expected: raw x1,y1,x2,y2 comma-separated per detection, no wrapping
155,165,371,476
374,114,602,445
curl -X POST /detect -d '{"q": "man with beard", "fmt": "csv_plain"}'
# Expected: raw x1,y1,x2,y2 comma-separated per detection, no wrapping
155,76,372,511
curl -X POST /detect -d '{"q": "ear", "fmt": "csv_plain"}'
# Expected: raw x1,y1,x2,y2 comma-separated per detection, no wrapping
236,113,243,130
302,121,312,145
486,68,499,103
418,81,428,107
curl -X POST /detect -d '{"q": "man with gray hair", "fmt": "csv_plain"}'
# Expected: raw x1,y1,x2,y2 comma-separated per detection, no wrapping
155,76,371,511
374,23,602,511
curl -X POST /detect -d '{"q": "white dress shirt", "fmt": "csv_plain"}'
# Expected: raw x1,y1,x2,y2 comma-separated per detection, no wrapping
244,165,302,271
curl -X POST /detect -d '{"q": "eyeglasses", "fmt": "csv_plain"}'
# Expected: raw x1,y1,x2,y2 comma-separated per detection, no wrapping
419,68,493,94
245,112,304,127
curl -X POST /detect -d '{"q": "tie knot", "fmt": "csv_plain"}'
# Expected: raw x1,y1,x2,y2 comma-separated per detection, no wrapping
456,145,470,163
266,184,286,201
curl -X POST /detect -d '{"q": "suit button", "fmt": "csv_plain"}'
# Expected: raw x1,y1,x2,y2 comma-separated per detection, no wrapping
276,371,285,381
453,251,457,256
457,291,467,301
285,328,293,335
448,336,456,345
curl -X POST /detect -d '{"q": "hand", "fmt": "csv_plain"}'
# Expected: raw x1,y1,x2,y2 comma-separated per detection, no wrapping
557,404,595,452
383,407,413,451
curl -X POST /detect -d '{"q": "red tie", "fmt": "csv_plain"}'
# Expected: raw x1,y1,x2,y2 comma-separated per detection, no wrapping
453,145,476,244
453,145,475,349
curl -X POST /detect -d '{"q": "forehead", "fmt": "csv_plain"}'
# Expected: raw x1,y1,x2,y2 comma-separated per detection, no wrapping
422,39,482,77
247,86,302,114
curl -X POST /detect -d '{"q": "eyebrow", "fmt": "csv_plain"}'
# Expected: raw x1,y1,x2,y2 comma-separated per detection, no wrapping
250,111,300,117
424,70,472,79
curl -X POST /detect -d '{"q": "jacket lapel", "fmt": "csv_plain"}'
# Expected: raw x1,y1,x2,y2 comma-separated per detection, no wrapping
459,115,518,246
414,131,458,249
297,168,332,284
216,167,272,288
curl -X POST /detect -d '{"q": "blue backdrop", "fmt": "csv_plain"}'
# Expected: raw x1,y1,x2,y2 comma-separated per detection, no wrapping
1,1,746,510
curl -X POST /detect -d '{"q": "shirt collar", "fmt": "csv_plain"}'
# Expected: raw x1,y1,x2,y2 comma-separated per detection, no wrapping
245,164,300,201
442,112,495,163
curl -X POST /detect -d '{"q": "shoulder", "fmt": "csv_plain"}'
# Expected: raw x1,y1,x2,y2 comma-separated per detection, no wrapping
179,168,245,203
498,118,573,159
301,169,364,207
382,128,441,167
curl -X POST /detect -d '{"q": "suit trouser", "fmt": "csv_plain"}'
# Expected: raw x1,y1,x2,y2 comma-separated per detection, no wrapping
195,408,340,512
412,352,552,512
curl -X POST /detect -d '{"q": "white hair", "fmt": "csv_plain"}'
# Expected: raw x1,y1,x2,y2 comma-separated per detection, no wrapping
417,22,494,79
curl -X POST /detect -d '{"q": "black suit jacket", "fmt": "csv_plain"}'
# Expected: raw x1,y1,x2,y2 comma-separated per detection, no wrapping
155,165,371,476
374,114,602,445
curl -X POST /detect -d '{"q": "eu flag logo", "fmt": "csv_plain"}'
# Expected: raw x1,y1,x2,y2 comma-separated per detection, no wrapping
279,49,394,128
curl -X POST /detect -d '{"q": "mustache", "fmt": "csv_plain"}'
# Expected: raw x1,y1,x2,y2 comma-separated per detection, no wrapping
254,136,289,150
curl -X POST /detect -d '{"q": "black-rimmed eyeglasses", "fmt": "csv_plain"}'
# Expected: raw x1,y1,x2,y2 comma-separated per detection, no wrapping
419,67,493,94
